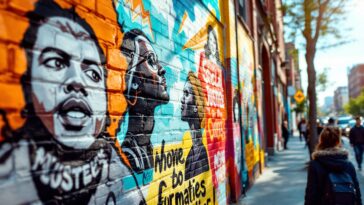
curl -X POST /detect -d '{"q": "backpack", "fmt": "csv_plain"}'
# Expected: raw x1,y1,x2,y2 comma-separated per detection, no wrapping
324,171,357,205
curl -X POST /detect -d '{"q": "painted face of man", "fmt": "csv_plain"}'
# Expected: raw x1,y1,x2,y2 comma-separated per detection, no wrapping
132,36,169,102
30,17,106,149
181,81,196,121
208,32,217,58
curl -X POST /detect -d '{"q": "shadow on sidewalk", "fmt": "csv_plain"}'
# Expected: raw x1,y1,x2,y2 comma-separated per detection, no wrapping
235,136,310,205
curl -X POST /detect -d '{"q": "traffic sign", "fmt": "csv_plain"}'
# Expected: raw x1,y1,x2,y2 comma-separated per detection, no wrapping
294,90,305,103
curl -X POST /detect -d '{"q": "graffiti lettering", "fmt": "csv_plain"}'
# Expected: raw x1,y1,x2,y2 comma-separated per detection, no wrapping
32,147,106,192
199,56,224,109
157,178,208,205
213,151,226,183
171,168,184,188
155,140,185,173
201,61,222,88
208,120,225,140
205,85,224,108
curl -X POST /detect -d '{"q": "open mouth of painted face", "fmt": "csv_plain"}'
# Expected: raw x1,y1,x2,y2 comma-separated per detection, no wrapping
58,98,92,131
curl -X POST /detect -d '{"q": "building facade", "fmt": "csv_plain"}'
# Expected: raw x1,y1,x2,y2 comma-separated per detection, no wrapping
334,86,349,113
285,42,301,131
348,64,364,99
323,96,334,114
0,0,291,204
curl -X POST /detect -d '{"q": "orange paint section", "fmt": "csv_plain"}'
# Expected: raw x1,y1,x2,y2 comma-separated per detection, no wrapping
108,47,128,71
0,8,30,136
182,26,208,51
0,43,8,73
0,0,128,139
0,11,29,42
182,13,219,51
124,0,153,40
178,11,188,34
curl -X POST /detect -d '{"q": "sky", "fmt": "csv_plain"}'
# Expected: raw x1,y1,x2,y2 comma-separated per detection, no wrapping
297,0,364,106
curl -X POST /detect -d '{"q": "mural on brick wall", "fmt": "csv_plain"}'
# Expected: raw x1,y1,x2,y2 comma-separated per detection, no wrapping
0,0,145,204
237,25,262,185
181,72,209,181
0,0,230,204
114,0,226,204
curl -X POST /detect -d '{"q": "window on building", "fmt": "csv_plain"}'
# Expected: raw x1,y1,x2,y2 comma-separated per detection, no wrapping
238,0,247,21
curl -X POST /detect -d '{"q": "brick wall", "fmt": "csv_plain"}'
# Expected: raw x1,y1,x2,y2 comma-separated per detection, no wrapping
0,0,233,204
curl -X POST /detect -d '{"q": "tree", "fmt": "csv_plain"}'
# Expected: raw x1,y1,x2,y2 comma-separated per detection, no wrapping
283,0,349,155
344,91,364,117
294,98,307,114
316,67,330,92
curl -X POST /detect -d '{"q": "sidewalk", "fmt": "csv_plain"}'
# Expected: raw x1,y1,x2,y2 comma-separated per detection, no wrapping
236,136,364,205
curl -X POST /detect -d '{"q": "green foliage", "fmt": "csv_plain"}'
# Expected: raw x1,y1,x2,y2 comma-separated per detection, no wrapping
283,0,350,49
344,91,364,117
294,98,307,114
316,67,329,92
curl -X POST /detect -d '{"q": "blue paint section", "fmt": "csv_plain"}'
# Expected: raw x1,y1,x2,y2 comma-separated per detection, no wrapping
201,0,221,20
230,58,239,87
122,169,154,191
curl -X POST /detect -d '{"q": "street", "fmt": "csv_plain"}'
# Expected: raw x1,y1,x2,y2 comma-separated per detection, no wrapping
236,136,364,205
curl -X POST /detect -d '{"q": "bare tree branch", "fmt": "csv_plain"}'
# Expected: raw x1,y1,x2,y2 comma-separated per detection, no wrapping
317,39,354,50
313,0,330,43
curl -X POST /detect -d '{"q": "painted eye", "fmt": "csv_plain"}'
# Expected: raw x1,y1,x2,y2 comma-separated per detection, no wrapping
147,53,158,70
85,69,102,82
44,58,68,69
184,90,189,97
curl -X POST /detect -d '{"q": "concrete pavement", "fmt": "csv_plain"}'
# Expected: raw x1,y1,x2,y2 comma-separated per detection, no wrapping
235,135,364,205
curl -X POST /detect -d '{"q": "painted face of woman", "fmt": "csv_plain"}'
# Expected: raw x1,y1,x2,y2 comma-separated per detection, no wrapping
30,17,106,149
208,32,217,58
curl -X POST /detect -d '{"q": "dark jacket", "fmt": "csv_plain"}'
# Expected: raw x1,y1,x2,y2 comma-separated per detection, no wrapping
282,123,289,139
349,125,364,145
305,148,362,205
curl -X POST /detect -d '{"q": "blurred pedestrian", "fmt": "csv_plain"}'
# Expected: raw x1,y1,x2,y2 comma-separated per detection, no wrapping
349,116,364,171
305,127,362,205
317,120,324,136
282,120,289,150
298,118,307,141
327,117,336,127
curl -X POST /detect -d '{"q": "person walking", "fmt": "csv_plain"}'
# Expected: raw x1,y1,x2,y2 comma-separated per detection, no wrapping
327,117,336,127
300,119,308,147
282,120,290,149
317,120,324,136
349,116,364,170
305,126,362,205
298,118,306,141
